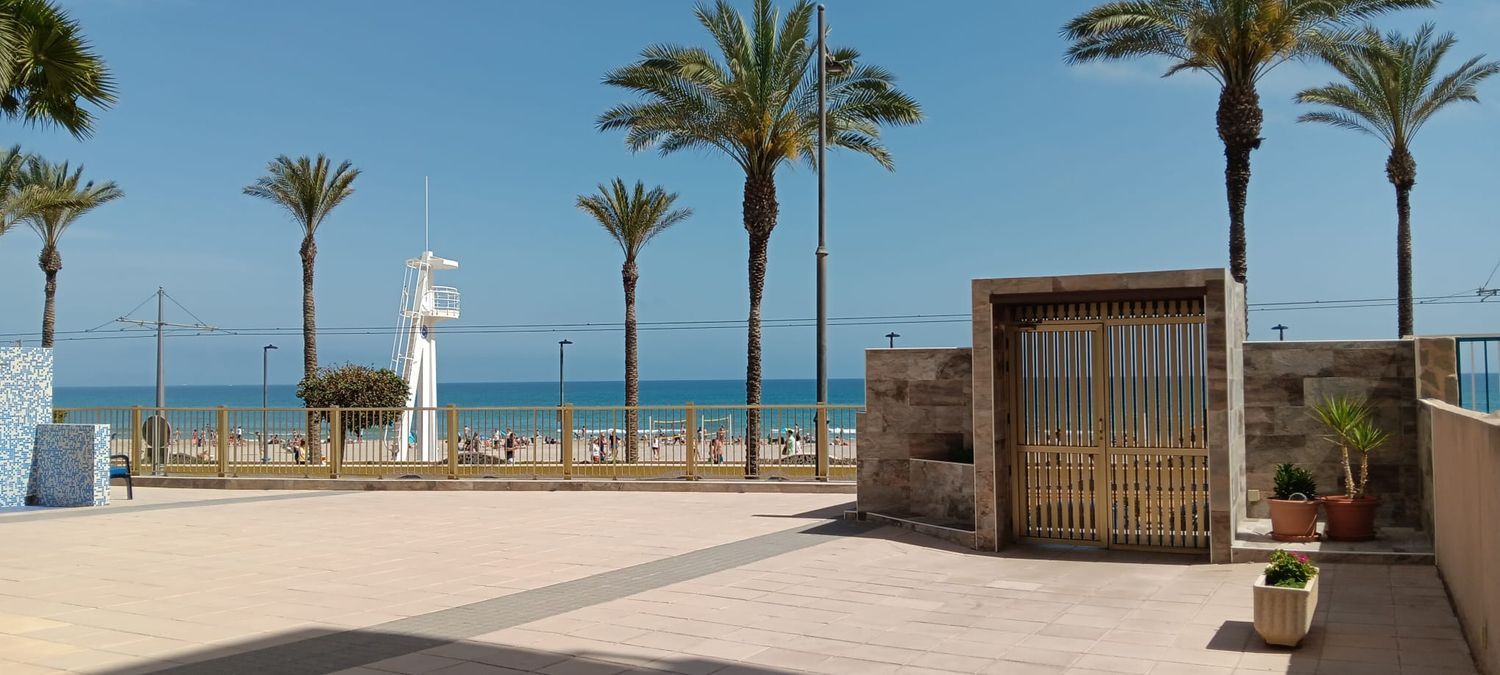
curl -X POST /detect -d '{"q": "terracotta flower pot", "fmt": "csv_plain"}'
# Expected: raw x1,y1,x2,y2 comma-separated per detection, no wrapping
1254,574,1318,647
1267,498,1320,542
1322,496,1377,541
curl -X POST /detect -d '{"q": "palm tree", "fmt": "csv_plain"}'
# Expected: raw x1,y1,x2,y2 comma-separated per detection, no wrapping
577,178,693,463
1296,25,1498,337
599,0,922,475
244,155,359,462
1062,0,1432,290
19,157,121,347
0,0,116,138
0,145,30,239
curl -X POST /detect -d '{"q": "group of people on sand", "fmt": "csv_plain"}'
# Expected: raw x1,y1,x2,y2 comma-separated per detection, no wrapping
457,426,527,463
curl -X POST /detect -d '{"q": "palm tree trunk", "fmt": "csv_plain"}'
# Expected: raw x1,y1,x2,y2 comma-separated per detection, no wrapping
38,247,60,349
623,259,640,464
1388,147,1417,338
301,235,322,464
1217,83,1263,292
743,173,778,478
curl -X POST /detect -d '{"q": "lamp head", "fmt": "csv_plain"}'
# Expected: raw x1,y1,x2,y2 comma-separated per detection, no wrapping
560,339,573,346
265,344,278,351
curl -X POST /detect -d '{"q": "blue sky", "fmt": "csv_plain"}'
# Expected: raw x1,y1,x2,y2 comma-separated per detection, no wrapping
2,0,1499,387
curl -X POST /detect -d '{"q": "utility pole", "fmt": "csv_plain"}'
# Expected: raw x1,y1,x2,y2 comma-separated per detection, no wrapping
114,287,219,473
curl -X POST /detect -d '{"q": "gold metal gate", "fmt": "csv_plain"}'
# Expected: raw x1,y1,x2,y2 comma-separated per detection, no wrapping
1007,300,1210,551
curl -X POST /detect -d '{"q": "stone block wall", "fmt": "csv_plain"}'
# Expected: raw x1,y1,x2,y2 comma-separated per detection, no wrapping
909,459,975,525
1243,340,1422,527
856,348,973,519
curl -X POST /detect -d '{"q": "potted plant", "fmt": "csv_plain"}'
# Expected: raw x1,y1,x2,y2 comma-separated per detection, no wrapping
1253,549,1319,647
1267,463,1318,542
1311,396,1389,541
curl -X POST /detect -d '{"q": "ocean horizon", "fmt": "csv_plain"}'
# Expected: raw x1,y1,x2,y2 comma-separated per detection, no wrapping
55,378,867,409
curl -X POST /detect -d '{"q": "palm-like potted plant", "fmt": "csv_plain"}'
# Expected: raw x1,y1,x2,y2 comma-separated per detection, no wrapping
1268,463,1318,542
1311,396,1390,541
1253,549,1319,647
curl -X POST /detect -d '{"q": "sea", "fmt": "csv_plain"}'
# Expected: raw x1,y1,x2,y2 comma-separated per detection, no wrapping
54,378,867,409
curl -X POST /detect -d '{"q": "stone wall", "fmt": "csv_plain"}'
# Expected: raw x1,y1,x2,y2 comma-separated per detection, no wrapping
1243,340,1422,527
856,348,973,519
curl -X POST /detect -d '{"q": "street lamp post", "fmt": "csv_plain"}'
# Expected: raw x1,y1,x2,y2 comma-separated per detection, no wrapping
885,332,900,348
558,339,573,406
262,344,277,462
1272,324,1289,341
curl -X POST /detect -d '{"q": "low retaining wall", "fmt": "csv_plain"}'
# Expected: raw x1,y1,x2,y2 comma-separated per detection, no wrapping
1422,400,1499,674
856,348,973,519
908,459,974,525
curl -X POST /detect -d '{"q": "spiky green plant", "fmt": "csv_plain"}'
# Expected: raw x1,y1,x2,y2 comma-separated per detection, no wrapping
599,0,922,474
1297,25,1498,338
1311,396,1389,498
1062,0,1434,292
244,155,360,463
577,178,693,462
0,0,116,138
20,157,121,348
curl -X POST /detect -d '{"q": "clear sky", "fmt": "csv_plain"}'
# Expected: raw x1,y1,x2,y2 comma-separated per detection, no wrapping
2,0,1498,387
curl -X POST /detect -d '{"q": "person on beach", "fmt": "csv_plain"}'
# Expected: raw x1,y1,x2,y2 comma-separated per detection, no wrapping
712,427,726,464
608,432,618,462
504,428,517,463
650,435,660,460
290,431,305,464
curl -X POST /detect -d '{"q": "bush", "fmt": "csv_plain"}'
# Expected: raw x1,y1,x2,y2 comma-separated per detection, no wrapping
297,364,409,436
1264,549,1318,589
1272,463,1316,500
51,409,68,424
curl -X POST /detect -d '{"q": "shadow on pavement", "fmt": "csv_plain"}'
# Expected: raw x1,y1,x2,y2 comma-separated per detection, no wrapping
750,502,853,520
97,626,791,675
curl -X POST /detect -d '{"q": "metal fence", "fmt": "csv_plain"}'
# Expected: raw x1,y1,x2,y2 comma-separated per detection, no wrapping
54,404,861,481
1457,336,1500,413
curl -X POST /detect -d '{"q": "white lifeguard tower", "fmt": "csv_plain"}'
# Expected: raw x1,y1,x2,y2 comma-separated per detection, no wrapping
391,251,460,462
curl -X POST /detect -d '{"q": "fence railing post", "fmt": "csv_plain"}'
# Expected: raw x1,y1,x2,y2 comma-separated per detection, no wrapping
815,405,829,482
446,405,459,479
561,405,573,480
130,406,143,475
329,407,342,479
214,405,228,474
685,403,697,480
216,407,229,477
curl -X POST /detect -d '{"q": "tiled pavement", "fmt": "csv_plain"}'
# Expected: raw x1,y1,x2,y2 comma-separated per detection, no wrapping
0,488,1476,674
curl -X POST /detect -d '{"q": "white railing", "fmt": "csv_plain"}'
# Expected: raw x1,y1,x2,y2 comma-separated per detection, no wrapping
427,286,461,317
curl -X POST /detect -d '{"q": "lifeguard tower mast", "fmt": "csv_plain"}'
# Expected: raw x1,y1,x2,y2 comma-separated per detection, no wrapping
391,251,460,461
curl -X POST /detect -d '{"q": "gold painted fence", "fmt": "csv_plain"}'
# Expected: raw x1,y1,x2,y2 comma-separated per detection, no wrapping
54,404,861,481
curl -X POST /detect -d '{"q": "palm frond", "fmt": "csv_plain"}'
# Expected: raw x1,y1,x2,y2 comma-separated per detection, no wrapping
576,178,692,260
17,155,122,249
0,0,115,139
1297,22,1497,151
243,154,361,236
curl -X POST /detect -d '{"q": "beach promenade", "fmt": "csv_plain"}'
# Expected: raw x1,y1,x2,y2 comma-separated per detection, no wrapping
0,487,1475,674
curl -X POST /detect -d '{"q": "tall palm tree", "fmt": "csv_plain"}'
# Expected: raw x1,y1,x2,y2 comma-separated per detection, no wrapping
19,157,121,347
244,155,359,462
577,178,693,463
1062,0,1432,290
600,0,922,475
1297,25,1497,337
0,0,116,138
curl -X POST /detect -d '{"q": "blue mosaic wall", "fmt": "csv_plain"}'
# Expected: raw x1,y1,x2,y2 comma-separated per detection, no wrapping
0,347,52,507
31,424,111,507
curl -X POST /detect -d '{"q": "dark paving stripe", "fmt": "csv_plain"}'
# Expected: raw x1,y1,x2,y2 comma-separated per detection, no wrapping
0,490,358,523
144,518,871,675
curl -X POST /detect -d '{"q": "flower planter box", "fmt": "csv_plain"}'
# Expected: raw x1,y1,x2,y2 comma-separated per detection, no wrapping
1253,574,1318,647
